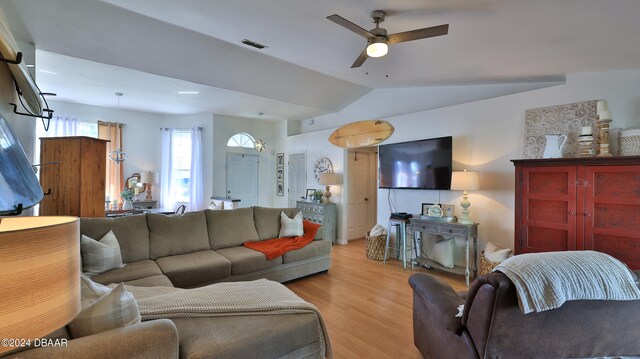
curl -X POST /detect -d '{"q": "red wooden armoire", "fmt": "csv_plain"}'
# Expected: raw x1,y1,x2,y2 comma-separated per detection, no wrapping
512,157,640,269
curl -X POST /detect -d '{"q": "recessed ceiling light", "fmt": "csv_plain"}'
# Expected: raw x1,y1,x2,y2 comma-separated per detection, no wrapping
178,91,199,95
37,69,58,75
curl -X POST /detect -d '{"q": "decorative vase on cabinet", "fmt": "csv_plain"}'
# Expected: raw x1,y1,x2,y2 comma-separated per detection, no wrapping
122,199,133,210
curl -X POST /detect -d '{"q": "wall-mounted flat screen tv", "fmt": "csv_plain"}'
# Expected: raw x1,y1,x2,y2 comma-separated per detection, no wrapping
378,136,452,190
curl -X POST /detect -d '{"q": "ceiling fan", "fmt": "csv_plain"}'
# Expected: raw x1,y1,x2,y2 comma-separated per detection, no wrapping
327,10,449,68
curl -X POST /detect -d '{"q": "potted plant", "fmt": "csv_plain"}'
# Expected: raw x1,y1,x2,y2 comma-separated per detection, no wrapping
120,188,134,210
314,190,323,203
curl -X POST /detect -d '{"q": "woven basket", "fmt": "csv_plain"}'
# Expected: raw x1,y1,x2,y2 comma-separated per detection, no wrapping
479,251,502,275
619,129,640,156
365,233,387,261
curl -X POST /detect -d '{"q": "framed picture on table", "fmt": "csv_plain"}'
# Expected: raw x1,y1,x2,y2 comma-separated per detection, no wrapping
306,189,316,199
422,203,436,216
442,204,455,218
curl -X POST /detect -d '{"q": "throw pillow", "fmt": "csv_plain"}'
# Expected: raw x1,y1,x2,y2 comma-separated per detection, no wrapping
430,236,455,269
81,230,125,275
79,274,111,308
279,211,304,237
208,201,223,210
484,241,512,263
68,278,141,339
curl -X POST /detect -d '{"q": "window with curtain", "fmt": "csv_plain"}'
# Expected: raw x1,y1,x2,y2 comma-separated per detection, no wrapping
161,127,203,211
171,130,192,203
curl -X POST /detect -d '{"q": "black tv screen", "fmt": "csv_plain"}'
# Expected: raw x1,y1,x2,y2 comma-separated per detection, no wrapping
378,136,452,190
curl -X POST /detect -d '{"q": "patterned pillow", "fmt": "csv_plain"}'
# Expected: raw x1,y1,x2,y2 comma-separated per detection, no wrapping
81,230,125,275
68,275,141,338
279,211,304,237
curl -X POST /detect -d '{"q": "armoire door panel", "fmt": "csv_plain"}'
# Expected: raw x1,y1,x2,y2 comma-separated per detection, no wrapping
528,199,569,224
519,166,577,253
527,171,570,195
525,226,570,252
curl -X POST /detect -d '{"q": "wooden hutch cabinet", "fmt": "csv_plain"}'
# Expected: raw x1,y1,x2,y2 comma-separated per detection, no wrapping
512,157,640,269
39,136,109,217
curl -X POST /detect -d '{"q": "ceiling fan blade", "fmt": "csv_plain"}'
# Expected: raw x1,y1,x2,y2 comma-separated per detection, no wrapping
387,24,449,44
351,48,368,68
327,14,374,39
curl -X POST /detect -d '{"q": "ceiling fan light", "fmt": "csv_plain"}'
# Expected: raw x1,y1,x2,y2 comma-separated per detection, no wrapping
366,41,388,58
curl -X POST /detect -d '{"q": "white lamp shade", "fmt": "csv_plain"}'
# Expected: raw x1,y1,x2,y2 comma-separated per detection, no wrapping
140,170,156,184
366,42,388,58
0,216,81,354
318,173,341,186
450,170,480,191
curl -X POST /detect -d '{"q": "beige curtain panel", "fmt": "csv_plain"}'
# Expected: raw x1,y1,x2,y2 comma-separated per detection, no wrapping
98,121,124,202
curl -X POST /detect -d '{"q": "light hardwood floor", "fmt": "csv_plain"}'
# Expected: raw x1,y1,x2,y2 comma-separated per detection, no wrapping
286,239,467,359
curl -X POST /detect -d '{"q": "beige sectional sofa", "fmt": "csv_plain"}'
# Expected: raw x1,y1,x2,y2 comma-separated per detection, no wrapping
83,206,331,288
5,206,332,359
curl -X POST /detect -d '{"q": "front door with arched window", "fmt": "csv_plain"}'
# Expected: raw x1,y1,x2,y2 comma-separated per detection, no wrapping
226,133,259,207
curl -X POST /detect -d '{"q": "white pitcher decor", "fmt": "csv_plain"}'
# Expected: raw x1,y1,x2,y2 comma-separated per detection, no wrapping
542,134,567,158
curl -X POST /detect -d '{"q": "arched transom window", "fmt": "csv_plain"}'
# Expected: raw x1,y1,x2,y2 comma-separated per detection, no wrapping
227,133,255,148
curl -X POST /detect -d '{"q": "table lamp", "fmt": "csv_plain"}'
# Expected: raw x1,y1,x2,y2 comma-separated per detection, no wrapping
140,170,156,201
318,173,341,203
0,216,81,354
450,170,480,224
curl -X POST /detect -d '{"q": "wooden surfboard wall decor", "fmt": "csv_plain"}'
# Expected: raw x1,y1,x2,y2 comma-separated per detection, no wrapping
329,120,394,148
0,7,44,116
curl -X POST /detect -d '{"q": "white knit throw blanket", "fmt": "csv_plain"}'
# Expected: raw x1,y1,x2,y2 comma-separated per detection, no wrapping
494,251,640,314
122,279,332,359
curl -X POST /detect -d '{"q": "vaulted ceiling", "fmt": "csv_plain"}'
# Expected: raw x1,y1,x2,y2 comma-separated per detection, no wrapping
4,0,640,121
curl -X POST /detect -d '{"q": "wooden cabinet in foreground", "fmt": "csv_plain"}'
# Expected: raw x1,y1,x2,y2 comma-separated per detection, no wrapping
39,136,109,217
512,156,640,269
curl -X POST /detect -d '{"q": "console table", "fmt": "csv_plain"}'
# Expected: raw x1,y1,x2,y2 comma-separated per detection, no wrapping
410,218,478,286
296,201,337,244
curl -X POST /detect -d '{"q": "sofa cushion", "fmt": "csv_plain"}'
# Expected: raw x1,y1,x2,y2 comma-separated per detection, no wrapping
148,212,211,259
80,215,150,263
282,239,333,264
216,246,283,275
91,260,163,286
124,275,174,287
80,230,125,275
253,206,300,240
171,313,320,359
205,208,259,250
155,250,231,288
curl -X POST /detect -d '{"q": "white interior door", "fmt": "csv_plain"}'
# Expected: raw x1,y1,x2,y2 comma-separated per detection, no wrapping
288,153,306,208
226,153,259,207
347,150,377,240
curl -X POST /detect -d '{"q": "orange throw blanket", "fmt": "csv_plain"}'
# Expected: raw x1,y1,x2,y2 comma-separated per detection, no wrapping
244,220,322,260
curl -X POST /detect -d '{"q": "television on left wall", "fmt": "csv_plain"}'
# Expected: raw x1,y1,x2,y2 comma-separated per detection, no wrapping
0,116,43,215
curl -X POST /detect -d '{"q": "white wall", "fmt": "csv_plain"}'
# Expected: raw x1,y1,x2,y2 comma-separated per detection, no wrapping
284,69,640,255
211,114,275,207
47,101,279,209
49,100,161,176
282,128,346,242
